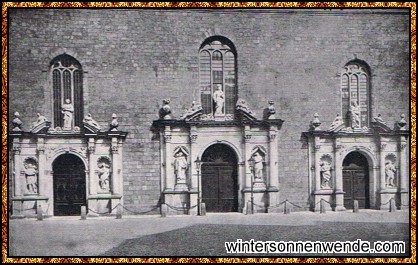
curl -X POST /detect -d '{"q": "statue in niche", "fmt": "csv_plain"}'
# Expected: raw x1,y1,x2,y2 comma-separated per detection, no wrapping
12,112,23,131
252,152,264,182
327,113,344,132
83,113,102,131
97,161,110,192
320,161,332,189
213,84,225,115
24,161,38,194
174,150,188,183
385,160,397,187
62,99,74,130
349,100,361,128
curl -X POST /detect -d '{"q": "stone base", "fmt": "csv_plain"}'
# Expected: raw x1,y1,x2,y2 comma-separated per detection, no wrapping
377,190,397,210
399,190,409,210
313,189,333,212
11,195,49,218
163,191,191,215
88,194,122,216
174,182,189,191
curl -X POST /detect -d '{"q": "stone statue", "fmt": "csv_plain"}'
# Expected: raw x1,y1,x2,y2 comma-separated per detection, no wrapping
62,99,74,130
385,160,396,187
24,161,38,194
181,101,203,120
320,161,332,189
97,161,110,192
213,84,225,115
327,113,344,132
373,113,387,125
12,112,23,131
83,113,102,131
349,100,361,128
252,152,264,181
159,99,172,119
174,151,188,182
109,113,119,131
31,113,48,128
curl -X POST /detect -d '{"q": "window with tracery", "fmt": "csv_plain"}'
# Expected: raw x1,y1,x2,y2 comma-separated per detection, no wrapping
199,37,237,119
50,54,83,129
341,60,371,128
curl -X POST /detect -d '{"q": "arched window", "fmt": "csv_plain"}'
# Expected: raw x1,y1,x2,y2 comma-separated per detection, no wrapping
199,36,237,119
50,54,83,129
341,60,371,128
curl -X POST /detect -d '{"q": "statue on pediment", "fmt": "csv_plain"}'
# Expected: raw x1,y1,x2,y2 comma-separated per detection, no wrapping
181,101,203,121
83,113,102,132
327,113,345,132
236,99,257,120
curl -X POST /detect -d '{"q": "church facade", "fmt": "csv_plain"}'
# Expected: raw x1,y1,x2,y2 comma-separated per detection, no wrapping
7,8,411,217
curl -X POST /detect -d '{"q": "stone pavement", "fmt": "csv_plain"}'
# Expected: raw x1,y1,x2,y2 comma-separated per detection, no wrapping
8,210,411,257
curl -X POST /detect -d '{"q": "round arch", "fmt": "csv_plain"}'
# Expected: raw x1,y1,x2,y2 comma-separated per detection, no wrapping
198,140,242,163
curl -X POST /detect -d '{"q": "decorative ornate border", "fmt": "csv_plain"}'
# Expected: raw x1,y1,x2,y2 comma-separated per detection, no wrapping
1,2,416,263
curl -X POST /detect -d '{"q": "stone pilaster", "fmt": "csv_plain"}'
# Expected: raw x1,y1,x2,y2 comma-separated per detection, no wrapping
164,125,174,191
333,137,345,211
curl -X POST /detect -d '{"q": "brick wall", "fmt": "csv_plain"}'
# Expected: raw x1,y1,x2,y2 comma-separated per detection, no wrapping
8,9,410,211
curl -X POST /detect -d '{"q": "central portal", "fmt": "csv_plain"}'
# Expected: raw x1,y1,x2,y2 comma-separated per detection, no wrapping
52,154,86,216
201,144,238,212
342,152,370,209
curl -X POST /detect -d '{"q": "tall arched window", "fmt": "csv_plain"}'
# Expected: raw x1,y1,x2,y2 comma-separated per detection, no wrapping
199,36,237,119
50,54,83,129
341,60,371,128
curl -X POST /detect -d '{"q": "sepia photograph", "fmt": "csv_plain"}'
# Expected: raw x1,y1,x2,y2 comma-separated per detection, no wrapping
3,2,415,262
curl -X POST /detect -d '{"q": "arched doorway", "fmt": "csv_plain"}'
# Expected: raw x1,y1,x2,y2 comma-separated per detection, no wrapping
52,154,86,216
342,152,370,209
201,144,238,212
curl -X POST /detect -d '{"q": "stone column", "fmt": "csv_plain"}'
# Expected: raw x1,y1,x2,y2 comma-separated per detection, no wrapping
110,136,120,195
314,136,321,192
87,138,97,195
189,126,198,214
268,125,279,212
12,138,22,196
244,125,252,189
268,126,279,189
334,138,345,211
36,137,46,195
398,136,408,208
379,142,387,192
164,125,174,191
243,125,252,212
